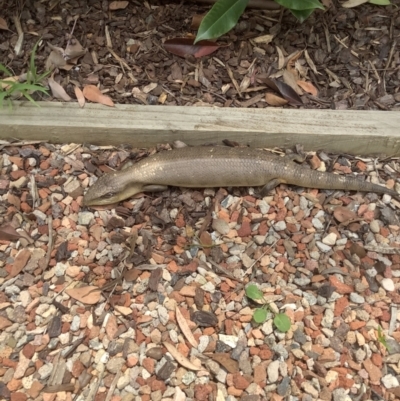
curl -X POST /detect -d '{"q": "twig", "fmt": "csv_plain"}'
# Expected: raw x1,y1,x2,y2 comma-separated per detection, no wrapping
192,0,280,9
206,257,242,282
0,140,46,151
30,174,39,208
384,40,397,71
86,363,106,401
389,306,397,336
13,14,24,56
105,370,122,401
67,16,78,48
41,212,55,280
246,239,279,278
364,245,400,254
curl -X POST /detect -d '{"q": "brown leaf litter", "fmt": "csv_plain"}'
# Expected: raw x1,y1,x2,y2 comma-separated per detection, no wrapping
0,1,399,109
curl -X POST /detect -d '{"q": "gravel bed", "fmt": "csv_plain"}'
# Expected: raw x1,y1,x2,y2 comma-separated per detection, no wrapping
1,141,400,401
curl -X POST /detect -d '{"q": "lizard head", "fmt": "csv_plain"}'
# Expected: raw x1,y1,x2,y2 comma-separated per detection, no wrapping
83,172,142,206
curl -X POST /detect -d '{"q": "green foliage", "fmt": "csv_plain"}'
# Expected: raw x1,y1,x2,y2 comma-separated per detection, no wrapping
369,0,391,4
273,0,324,10
245,283,291,332
245,284,264,300
253,308,268,324
194,0,392,42
0,40,49,108
195,0,249,43
377,326,389,351
273,313,291,332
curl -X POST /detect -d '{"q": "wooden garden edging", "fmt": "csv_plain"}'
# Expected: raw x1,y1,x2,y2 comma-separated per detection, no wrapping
1,102,400,156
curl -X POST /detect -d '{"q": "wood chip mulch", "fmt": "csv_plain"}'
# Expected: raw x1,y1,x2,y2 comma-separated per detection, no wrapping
0,0,399,109
1,141,400,401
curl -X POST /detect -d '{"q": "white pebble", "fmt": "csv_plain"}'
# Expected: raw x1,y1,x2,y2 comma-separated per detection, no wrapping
322,233,337,246
381,278,395,292
267,360,280,383
370,220,380,233
382,374,400,389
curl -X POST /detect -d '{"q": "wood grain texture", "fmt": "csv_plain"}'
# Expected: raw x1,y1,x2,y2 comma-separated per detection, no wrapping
1,102,400,156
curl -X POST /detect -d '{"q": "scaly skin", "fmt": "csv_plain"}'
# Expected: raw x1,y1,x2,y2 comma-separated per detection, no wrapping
83,146,398,206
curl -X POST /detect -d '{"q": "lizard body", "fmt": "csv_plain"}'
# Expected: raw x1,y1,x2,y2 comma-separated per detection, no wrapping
83,146,398,206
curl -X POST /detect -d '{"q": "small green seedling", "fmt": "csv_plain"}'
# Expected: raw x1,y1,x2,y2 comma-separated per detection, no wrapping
0,40,49,108
377,326,389,351
245,284,291,332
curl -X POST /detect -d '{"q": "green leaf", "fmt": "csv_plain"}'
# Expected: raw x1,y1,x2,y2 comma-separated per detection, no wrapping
245,284,264,300
21,91,40,106
274,0,324,10
273,313,291,332
0,64,12,77
369,0,391,4
29,40,41,83
377,326,389,350
253,308,268,323
195,0,249,43
289,8,316,22
12,83,48,93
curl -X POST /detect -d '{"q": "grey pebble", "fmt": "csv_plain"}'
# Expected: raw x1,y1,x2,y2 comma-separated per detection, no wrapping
278,375,291,395
38,363,53,380
55,262,67,277
302,292,317,306
238,352,252,375
197,336,210,353
293,329,307,345
5,285,20,296
64,179,81,193
349,293,365,304
212,219,230,235
111,243,124,257
258,200,270,214
273,221,286,231
205,360,220,376
294,277,311,286
78,211,94,225
182,371,196,385
333,388,352,401
316,241,332,253
312,218,324,230
272,344,289,359
70,315,81,331
299,196,309,209
386,339,400,354
107,357,125,374
266,235,278,245
89,339,103,350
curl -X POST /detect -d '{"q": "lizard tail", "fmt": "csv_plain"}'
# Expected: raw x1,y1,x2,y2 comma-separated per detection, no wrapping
285,167,398,197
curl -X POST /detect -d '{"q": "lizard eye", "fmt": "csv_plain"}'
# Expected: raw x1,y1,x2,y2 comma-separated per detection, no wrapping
103,192,116,198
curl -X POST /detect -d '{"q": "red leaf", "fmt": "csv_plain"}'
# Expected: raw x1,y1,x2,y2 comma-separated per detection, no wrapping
263,78,303,106
297,80,318,96
83,85,114,107
0,223,21,241
164,38,220,58
0,17,8,30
